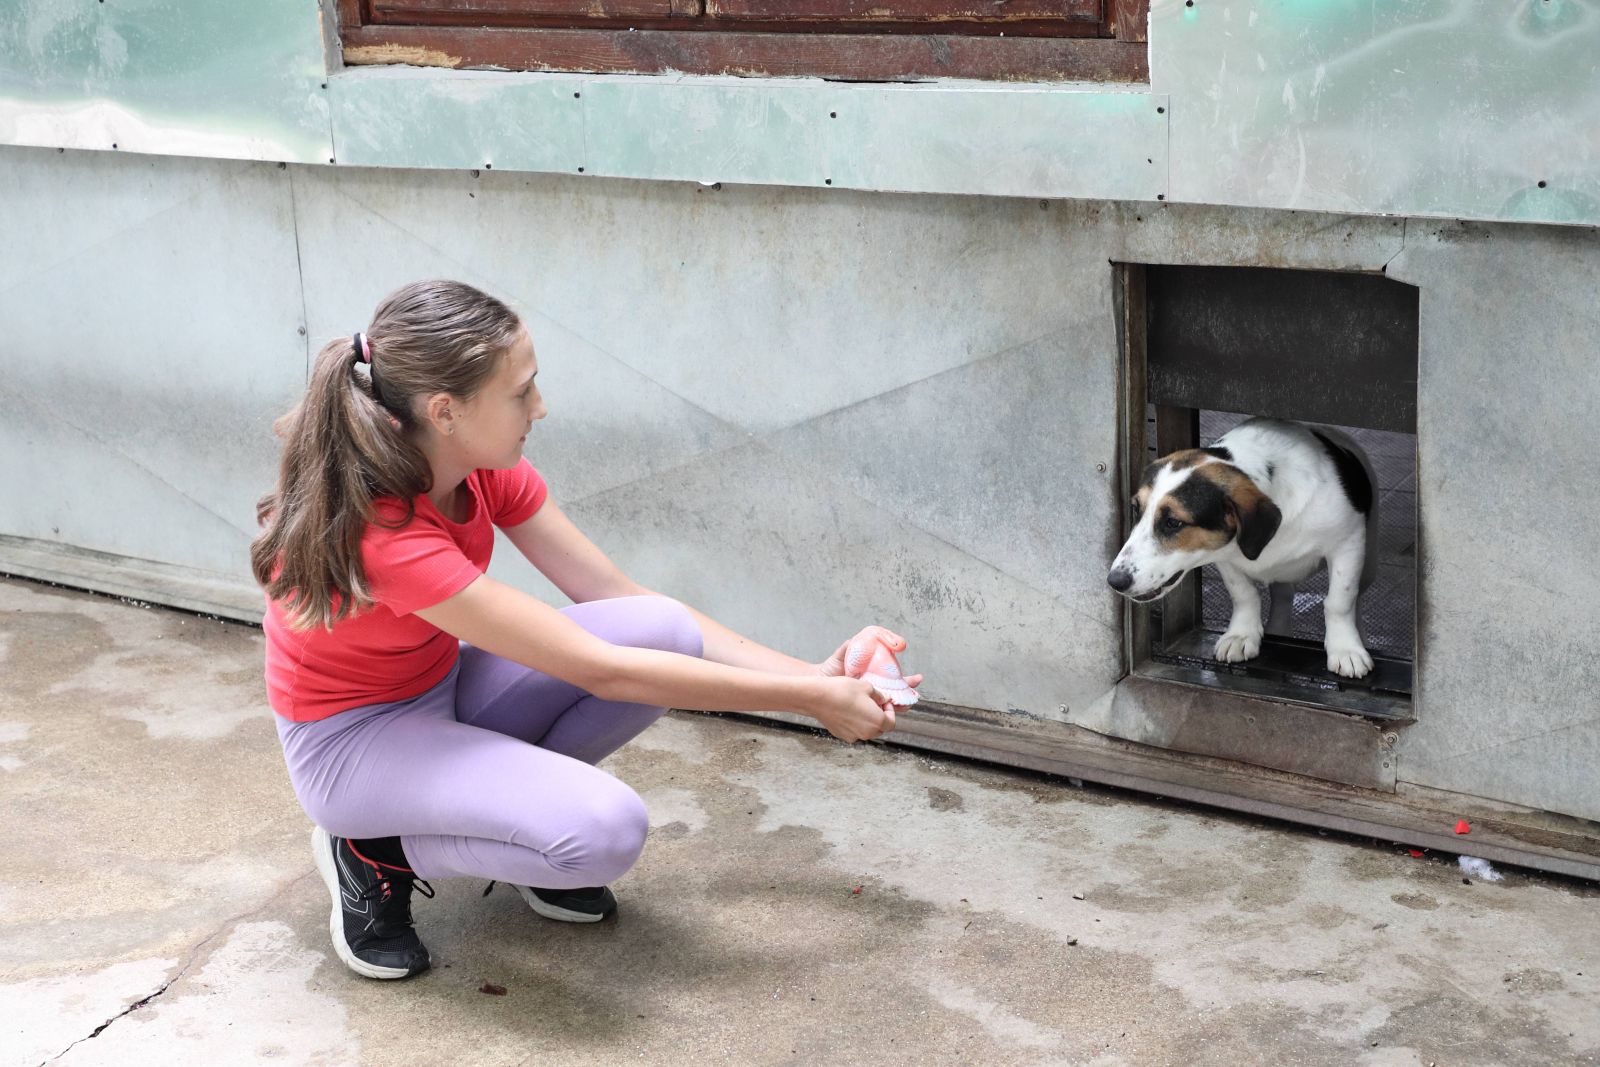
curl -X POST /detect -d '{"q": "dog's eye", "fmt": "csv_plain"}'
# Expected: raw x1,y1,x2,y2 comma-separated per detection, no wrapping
1158,516,1185,536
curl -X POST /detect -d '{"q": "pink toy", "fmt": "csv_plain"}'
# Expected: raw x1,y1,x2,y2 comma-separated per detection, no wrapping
843,626,919,707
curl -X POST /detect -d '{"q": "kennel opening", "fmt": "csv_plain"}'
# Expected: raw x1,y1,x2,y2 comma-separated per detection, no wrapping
1121,264,1420,723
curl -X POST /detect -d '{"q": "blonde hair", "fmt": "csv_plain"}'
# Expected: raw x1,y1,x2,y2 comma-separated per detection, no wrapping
252,280,522,630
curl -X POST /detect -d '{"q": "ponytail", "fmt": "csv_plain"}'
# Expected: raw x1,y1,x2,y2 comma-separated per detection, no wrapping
251,280,521,630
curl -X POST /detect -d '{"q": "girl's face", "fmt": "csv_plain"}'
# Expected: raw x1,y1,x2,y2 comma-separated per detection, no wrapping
448,327,546,469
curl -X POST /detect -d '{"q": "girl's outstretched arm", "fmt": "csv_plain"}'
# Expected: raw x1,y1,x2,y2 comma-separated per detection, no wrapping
414,575,896,742
501,499,921,686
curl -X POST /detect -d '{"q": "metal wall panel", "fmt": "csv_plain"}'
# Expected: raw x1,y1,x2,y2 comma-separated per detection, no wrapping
329,68,585,172
1152,0,1600,225
3,144,1595,824
823,84,1167,201
581,78,835,188
0,148,308,577
1390,220,1600,821
556,76,1166,200
0,0,333,163
580,77,1168,199
5,1,1599,226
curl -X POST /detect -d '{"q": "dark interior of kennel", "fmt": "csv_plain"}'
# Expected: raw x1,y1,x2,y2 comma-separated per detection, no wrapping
1126,265,1419,722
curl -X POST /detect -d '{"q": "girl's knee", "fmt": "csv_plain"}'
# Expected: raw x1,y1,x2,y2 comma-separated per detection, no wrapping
296,797,366,841
647,596,703,659
568,595,702,660
568,784,650,883
618,595,702,659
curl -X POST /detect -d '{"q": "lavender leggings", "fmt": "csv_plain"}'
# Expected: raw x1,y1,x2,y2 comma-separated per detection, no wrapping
275,595,702,889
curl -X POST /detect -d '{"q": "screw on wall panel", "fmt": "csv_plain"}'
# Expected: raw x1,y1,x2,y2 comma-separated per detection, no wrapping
1382,732,1399,746
112,143,118,148
577,166,585,173
830,111,837,118
1537,179,1547,188
1157,106,1165,114
574,91,581,98
297,326,307,336
1157,194,1166,200
484,162,492,169
328,157,335,163
825,178,833,185
1058,704,1067,714
1096,463,1107,473
321,82,328,89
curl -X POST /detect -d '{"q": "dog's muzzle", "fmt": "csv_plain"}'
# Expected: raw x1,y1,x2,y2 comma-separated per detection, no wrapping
1109,568,1186,602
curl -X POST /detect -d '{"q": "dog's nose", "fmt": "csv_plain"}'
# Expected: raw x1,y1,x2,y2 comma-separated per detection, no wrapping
1107,568,1134,593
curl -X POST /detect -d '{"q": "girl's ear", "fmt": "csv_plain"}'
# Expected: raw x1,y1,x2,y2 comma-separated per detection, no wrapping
422,392,455,436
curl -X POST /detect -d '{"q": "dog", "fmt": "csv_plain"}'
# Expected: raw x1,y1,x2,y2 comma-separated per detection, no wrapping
1107,417,1378,679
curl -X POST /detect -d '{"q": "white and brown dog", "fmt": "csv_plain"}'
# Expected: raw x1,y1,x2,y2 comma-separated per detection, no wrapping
1107,417,1378,678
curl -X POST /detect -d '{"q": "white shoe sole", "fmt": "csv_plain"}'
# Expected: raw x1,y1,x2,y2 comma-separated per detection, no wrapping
513,884,609,923
311,825,416,980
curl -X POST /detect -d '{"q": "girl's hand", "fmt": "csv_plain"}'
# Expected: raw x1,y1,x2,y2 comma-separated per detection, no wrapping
816,626,924,691
810,676,898,743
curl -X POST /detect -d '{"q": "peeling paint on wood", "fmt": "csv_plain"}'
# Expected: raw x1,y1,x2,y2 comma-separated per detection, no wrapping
344,43,466,68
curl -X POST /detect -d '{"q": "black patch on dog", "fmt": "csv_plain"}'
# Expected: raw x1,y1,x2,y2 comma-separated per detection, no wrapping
1311,430,1373,515
1169,474,1231,532
1202,446,1233,463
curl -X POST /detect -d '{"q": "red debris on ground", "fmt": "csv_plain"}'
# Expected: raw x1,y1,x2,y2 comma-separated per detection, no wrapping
1455,819,1472,835
1408,848,1425,858
851,886,862,894
479,982,508,996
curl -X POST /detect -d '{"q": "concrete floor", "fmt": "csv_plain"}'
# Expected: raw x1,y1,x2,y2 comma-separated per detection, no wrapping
2,575,1596,1067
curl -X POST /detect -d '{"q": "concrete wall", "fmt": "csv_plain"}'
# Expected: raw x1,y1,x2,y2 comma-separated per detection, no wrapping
2,145,1596,824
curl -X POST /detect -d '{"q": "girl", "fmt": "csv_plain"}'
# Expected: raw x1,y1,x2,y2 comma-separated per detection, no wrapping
253,280,919,981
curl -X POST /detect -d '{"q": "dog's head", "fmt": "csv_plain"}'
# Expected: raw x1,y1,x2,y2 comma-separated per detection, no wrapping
1107,449,1282,601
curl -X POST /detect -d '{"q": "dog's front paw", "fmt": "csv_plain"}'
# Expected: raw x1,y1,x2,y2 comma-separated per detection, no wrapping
1214,629,1262,664
1326,641,1373,679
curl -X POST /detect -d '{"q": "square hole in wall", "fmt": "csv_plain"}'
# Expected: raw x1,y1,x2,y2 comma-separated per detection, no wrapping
1121,265,1419,722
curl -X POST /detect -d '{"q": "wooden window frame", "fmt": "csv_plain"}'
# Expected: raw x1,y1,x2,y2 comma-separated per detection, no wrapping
336,0,1149,83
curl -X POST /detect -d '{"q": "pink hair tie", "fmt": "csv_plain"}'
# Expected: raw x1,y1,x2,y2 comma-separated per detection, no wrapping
352,332,371,364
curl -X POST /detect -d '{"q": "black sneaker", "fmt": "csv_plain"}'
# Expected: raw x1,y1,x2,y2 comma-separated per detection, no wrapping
514,884,617,923
311,826,433,979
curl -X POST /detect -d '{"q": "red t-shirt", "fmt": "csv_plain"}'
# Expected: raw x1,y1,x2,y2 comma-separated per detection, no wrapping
264,460,548,721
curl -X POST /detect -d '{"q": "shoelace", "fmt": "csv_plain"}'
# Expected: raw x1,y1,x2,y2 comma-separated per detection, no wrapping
360,874,434,931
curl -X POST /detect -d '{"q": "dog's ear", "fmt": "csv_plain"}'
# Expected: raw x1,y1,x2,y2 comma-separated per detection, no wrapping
1225,479,1282,560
